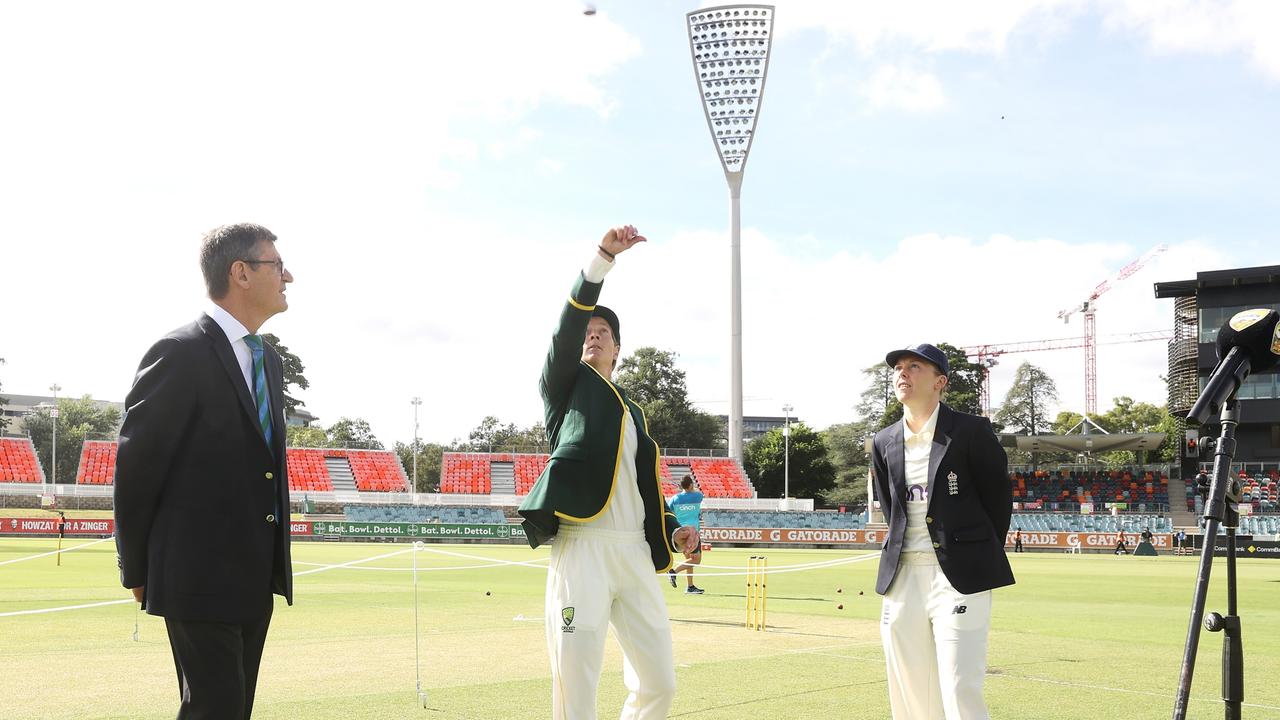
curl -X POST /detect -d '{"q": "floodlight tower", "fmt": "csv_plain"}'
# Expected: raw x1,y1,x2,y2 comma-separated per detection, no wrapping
410,397,422,491
685,4,776,461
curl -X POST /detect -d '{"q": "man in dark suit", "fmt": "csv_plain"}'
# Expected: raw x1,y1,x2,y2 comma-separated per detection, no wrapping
518,224,699,719
115,223,294,719
871,343,1012,720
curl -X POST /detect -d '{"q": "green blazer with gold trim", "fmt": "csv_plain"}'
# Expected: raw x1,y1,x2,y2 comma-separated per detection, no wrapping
517,270,682,572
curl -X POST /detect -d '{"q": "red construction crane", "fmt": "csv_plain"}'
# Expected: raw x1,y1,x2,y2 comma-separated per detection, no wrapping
1056,244,1168,415
963,329,1173,416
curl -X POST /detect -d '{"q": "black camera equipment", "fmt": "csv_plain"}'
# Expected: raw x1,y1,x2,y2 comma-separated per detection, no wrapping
1172,308,1280,720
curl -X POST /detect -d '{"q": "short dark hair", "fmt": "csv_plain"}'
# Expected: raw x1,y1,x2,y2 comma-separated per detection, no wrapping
681,476,694,490
200,223,278,299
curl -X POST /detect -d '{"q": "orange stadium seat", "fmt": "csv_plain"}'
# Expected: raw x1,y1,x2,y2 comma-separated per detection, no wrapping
76,440,118,485
338,449,409,492
0,438,44,483
285,448,333,492
440,452,494,493
438,452,758,499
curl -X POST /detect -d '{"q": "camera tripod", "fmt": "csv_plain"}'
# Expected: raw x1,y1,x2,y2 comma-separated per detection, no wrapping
1172,401,1246,720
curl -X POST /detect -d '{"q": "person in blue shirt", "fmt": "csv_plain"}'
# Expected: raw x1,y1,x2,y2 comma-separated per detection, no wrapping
668,475,706,594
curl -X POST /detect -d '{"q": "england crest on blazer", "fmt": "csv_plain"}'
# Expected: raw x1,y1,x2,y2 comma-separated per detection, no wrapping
947,471,959,495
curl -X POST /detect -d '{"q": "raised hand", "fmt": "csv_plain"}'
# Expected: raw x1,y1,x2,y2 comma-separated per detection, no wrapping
600,224,647,258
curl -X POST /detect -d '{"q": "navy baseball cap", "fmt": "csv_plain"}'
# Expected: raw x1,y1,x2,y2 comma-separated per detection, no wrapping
885,343,949,376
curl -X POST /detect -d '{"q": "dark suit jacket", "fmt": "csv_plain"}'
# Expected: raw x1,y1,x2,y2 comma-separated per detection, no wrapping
114,314,292,624
871,403,1013,596
517,270,681,572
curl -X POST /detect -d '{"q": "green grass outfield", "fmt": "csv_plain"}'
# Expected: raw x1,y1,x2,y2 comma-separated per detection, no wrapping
2,538,1278,719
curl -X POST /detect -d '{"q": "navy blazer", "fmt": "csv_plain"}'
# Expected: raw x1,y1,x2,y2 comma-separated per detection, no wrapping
114,314,292,623
871,403,1013,596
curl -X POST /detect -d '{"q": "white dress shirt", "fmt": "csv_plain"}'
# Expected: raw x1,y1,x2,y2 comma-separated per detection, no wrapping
570,411,646,532
901,403,941,553
206,303,255,398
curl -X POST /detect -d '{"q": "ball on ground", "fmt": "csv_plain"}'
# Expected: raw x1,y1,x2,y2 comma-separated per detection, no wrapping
485,591,491,596
836,587,843,593
837,604,844,610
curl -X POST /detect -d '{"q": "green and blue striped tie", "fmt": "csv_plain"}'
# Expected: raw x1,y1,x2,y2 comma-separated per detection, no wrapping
244,334,274,451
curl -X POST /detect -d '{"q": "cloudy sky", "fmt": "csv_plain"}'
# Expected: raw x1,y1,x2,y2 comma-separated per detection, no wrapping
2,0,1277,448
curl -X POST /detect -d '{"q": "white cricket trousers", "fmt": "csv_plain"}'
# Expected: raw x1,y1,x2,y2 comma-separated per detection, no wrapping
880,552,992,720
545,525,677,720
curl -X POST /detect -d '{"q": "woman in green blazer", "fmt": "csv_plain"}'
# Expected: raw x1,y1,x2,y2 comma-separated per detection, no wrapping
518,225,699,719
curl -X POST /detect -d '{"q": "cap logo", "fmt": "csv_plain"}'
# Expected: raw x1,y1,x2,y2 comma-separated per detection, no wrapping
1229,308,1269,332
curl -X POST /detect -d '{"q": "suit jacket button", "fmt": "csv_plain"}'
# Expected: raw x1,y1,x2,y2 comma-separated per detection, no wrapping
266,514,276,523
265,472,274,480
925,516,933,524
932,542,941,549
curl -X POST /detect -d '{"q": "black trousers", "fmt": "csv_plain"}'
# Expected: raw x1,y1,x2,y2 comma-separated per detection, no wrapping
164,607,273,719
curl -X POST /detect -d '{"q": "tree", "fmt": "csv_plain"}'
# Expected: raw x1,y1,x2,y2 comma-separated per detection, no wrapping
821,363,905,507
1093,397,1174,466
994,362,1059,436
286,425,329,448
856,363,901,432
261,333,310,418
821,420,872,507
326,417,383,449
464,416,548,452
936,342,986,418
743,423,836,502
24,396,122,484
0,357,8,433
614,347,721,449
395,440,444,492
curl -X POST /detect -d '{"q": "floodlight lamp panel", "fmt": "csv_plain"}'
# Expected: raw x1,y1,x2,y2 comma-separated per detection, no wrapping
686,4,775,177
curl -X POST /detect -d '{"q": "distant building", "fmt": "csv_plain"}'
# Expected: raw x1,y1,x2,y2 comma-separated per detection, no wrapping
287,405,318,427
0,393,125,437
717,414,802,447
1154,264,1280,464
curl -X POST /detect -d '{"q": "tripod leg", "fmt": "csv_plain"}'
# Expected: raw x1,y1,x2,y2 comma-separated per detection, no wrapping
1172,517,1218,719
1222,530,1242,720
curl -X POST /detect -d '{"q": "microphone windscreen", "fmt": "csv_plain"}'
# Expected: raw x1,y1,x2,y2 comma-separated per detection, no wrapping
1215,308,1280,373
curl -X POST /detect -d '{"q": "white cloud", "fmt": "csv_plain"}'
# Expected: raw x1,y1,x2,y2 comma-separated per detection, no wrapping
775,0,1280,81
633,230,1229,432
1103,0,1280,81
538,158,566,175
0,0,643,445
774,0,1081,54
0,0,1265,454
0,1,640,200
864,65,947,112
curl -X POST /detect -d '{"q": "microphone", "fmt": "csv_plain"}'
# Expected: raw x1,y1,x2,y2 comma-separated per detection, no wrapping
1186,308,1280,425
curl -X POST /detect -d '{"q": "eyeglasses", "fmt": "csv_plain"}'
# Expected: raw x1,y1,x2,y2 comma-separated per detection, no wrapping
242,258,285,276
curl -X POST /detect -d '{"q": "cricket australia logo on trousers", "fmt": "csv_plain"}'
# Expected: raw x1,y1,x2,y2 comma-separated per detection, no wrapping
561,606,575,633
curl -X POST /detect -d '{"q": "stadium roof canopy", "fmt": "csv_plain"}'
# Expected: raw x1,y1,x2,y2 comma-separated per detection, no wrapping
1000,433,1167,453
1153,264,1280,298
